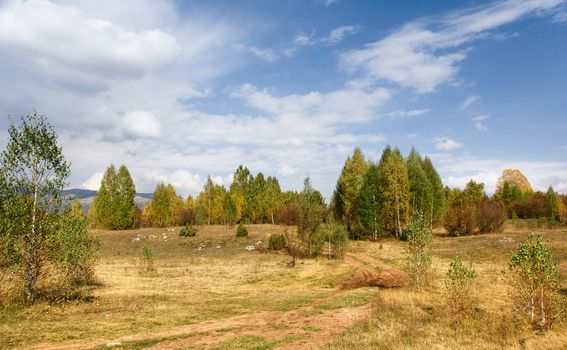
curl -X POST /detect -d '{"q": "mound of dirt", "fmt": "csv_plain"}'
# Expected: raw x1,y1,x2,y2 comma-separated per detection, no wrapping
342,254,409,289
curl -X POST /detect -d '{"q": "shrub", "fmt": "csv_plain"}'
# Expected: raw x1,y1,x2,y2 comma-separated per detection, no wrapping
268,233,286,251
54,214,100,285
508,232,561,331
274,203,300,225
404,214,432,288
444,203,476,236
445,256,476,318
476,200,507,233
236,223,248,237
179,224,197,237
140,246,155,272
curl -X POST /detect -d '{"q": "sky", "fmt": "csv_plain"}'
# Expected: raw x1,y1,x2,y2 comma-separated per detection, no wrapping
0,0,566,200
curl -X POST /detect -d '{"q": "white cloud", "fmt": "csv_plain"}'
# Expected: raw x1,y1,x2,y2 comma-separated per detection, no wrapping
388,109,430,118
279,165,297,177
434,138,464,151
430,154,567,194
340,0,564,93
143,169,202,197
471,114,489,131
460,95,480,109
324,25,357,45
0,0,181,93
233,44,279,62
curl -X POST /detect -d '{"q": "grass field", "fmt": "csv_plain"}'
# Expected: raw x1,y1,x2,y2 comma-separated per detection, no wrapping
1,224,566,349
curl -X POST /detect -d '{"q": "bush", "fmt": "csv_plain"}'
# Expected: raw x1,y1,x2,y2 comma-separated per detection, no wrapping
445,256,476,318
274,203,300,225
54,214,100,285
140,246,155,272
508,232,561,331
236,223,248,237
268,233,286,251
179,224,197,237
476,200,507,233
444,203,476,236
404,214,432,287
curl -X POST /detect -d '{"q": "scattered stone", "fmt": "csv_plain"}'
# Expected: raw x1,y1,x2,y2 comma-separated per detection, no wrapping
245,245,255,251
255,240,262,245
106,343,122,347
499,237,515,243
216,245,221,249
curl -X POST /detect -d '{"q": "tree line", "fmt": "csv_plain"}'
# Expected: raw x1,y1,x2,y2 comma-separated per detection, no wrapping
332,146,446,240
88,164,325,230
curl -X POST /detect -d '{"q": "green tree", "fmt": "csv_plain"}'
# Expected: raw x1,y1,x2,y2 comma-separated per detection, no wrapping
223,191,237,226
508,233,561,330
333,148,368,232
54,211,99,284
93,164,136,229
0,112,71,301
264,176,282,224
445,256,476,318
355,163,383,240
462,180,486,203
404,214,432,287
115,165,136,229
380,148,410,239
422,156,446,228
230,165,253,222
317,219,349,259
406,149,433,225
544,186,561,221
298,177,324,257
148,183,179,227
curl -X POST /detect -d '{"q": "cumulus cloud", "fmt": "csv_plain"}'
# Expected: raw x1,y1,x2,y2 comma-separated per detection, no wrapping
0,0,181,93
430,153,567,194
434,138,464,151
143,169,202,196
340,0,564,93
471,114,489,131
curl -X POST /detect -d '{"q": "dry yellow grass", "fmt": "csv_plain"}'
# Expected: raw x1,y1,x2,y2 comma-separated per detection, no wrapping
0,224,565,349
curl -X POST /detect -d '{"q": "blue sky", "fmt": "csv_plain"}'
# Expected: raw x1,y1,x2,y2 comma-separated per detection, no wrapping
0,0,566,199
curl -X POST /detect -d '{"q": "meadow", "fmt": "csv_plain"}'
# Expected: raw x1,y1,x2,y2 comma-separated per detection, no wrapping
1,223,566,349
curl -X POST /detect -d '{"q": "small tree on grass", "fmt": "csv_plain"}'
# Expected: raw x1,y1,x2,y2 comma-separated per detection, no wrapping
179,224,197,237
445,256,476,319
236,223,248,237
53,212,100,284
404,214,432,288
316,219,349,259
140,246,155,273
508,232,561,331
268,233,286,251
0,112,72,302
297,177,324,257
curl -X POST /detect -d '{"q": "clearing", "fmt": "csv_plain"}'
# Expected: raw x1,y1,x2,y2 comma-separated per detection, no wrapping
1,224,566,349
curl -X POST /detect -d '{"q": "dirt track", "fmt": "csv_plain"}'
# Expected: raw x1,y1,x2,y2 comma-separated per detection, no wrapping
32,254,407,350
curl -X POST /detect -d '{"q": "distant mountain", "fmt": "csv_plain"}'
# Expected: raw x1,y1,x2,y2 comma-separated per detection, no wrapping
62,188,153,211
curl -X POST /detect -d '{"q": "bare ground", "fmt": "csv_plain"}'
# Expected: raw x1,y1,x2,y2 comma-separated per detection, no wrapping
30,253,404,350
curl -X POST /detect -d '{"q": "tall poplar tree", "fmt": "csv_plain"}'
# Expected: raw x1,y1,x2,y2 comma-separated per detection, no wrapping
333,148,368,232
93,164,136,229
422,156,446,228
355,163,383,240
380,148,410,239
406,149,433,224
